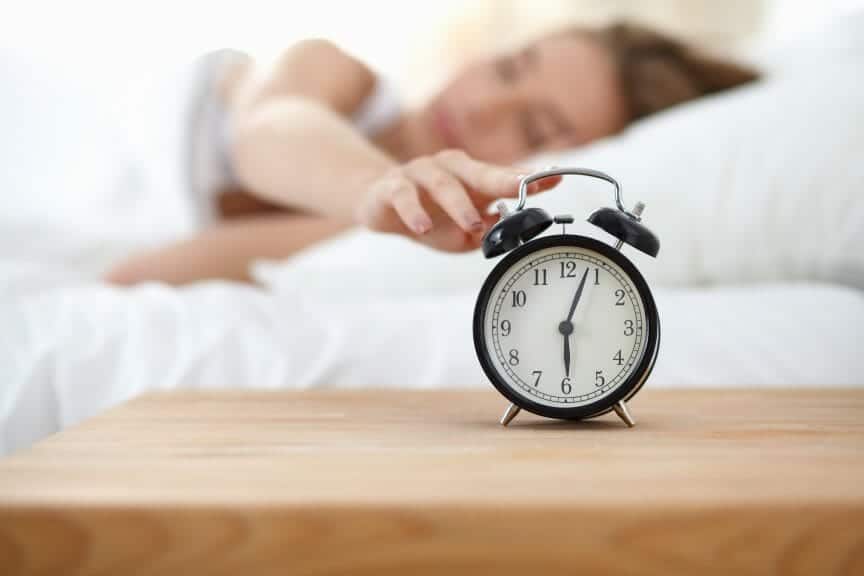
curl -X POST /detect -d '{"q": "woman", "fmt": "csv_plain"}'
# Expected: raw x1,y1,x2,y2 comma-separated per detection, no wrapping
107,22,757,285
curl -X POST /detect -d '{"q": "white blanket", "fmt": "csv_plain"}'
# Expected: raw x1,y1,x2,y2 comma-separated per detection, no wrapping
1,261,862,455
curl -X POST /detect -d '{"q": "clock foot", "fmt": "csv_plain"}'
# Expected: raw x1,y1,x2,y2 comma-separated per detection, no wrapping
500,403,521,426
613,401,636,428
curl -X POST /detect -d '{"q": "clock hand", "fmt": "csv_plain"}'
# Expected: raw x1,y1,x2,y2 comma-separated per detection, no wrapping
563,332,571,377
566,267,590,322
559,267,589,378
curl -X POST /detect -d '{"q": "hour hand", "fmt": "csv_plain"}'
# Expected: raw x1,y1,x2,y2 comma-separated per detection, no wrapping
564,333,571,377
559,320,574,377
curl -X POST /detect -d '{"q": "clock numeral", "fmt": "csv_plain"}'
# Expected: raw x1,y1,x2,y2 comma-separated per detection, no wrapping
500,320,511,337
531,370,542,387
614,289,626,306
533,268,548,286
613,349,624,366
511,290,527,307
561,377,572,395
595,370,605,388
559,261,577,278
624,319,635,336
593,267,600,285
508,349,520,366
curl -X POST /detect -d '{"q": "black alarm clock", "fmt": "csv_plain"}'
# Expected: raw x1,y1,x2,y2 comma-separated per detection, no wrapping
473,167,660,427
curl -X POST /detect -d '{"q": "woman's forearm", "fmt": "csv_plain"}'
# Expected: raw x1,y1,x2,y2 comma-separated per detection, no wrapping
230,97,394,219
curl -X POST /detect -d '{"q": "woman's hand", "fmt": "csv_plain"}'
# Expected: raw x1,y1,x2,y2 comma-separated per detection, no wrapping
356,149,560,252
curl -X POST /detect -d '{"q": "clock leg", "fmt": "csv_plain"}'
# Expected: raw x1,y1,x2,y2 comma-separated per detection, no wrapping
500,403,521,426
613,401,636,428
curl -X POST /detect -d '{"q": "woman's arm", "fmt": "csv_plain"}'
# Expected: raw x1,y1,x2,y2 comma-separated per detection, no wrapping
231,97,394,218
227,39,392,217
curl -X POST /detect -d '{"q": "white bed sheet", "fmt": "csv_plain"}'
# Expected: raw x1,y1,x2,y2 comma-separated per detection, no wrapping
2,265,862,455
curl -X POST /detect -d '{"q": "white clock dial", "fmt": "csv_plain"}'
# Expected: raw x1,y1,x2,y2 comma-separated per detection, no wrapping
482,245,649,409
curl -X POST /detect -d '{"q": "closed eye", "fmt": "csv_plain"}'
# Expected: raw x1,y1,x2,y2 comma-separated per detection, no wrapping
494,56,518,83
519,109,547,150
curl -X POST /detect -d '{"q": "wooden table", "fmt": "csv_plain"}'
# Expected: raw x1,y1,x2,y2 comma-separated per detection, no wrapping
1,389,862,575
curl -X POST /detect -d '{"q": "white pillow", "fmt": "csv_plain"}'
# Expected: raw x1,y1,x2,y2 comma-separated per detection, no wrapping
531,57,864,288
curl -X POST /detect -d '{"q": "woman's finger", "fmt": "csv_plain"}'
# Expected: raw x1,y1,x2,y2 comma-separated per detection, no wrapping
523,174,563,195
387,179,433,235
434,149,522,198
435,149,562,199
405,159,483,233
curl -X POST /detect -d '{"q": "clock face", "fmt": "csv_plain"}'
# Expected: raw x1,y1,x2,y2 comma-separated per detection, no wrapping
474,236,658,417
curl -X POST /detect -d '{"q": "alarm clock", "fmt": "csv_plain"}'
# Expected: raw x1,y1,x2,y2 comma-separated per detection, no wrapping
473,167,660,427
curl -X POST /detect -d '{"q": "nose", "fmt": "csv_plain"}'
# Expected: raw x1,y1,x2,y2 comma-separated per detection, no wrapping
464,92,521,132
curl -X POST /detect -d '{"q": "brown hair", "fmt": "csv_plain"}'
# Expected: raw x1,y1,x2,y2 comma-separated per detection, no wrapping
595,22,760,122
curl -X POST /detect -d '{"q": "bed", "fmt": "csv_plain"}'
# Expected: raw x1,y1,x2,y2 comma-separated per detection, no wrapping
1,18,862,455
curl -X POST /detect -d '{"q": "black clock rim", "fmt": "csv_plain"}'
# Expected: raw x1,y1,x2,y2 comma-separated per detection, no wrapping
472,234,660,421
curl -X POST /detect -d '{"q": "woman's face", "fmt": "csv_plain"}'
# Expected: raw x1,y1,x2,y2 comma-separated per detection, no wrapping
418,32,626,164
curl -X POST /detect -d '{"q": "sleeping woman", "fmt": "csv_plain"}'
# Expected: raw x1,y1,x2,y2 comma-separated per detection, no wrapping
106,22,757,285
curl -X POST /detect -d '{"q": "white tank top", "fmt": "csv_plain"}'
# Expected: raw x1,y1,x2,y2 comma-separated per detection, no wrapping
351,76,401,137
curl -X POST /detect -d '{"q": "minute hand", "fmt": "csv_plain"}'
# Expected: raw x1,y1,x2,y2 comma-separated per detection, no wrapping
566,268,590,322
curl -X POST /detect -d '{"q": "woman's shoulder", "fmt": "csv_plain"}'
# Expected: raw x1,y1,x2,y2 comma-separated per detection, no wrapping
272,38,376,115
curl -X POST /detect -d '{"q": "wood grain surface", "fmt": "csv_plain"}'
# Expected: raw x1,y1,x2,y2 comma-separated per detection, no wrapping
0,388,862,575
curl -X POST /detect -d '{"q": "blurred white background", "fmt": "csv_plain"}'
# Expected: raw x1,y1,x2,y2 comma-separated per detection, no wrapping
4,0,862,94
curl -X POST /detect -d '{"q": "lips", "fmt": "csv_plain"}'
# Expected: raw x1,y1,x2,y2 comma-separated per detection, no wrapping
432,102,462,149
